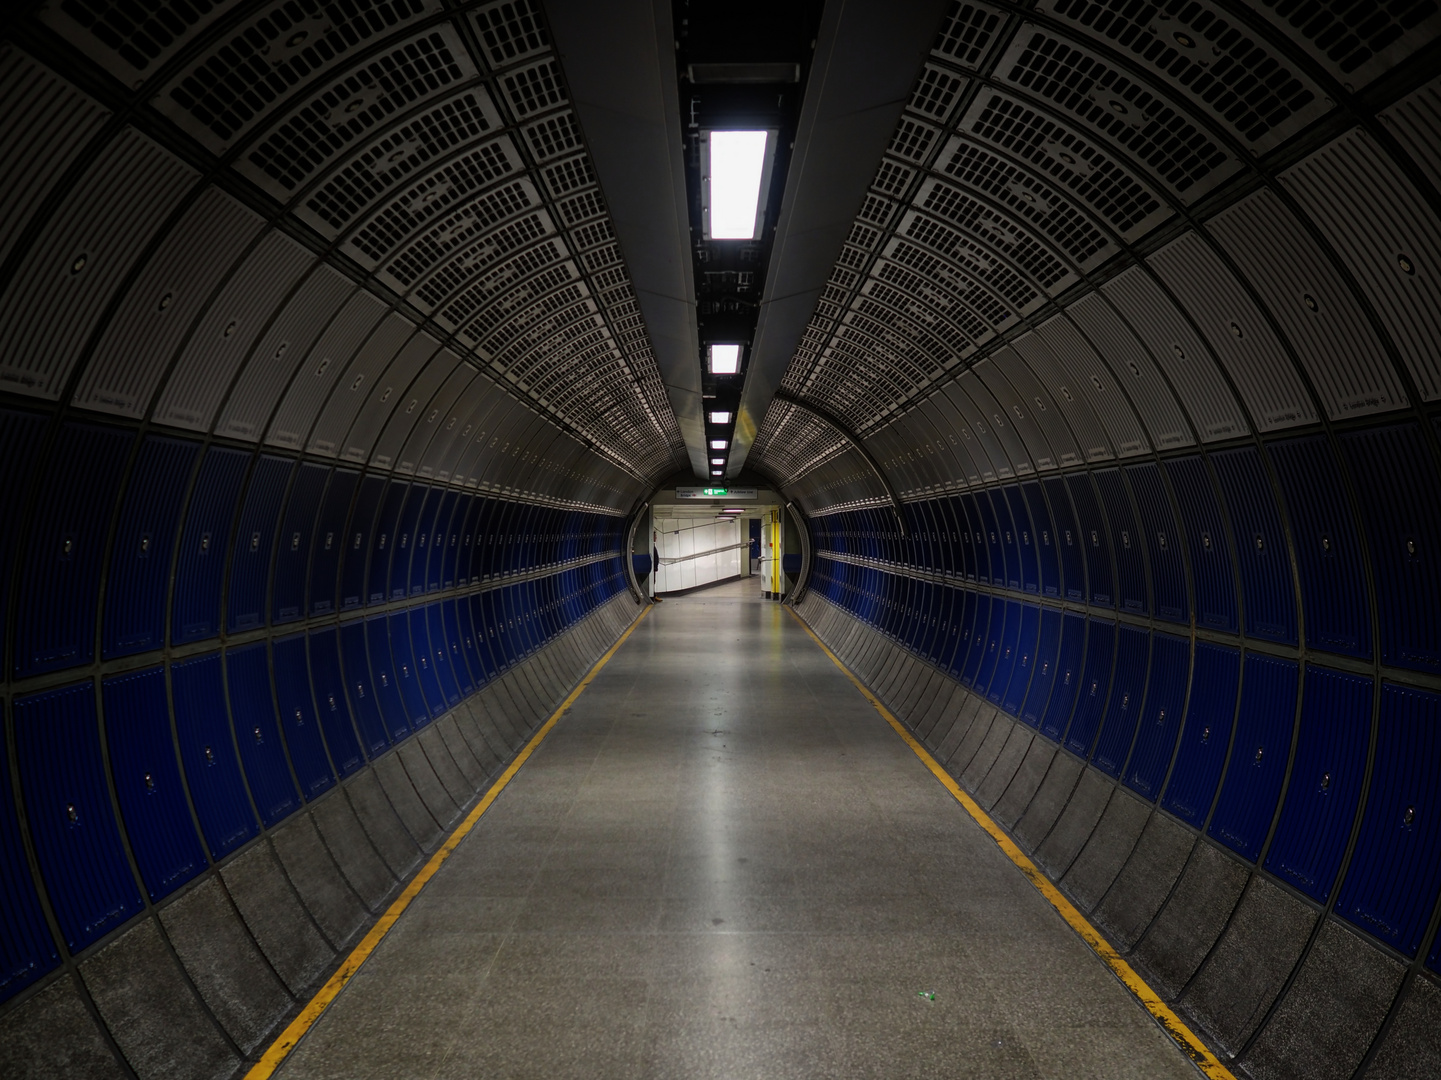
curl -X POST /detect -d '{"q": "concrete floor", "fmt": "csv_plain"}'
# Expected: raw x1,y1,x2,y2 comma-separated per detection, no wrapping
275,579,1200,1079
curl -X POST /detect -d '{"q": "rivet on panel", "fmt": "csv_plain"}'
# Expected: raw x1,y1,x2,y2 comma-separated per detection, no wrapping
253,727,263,744
66,804,78,823
1254,746,1264,764
1201,726,1211,742
1255,534,1264,550
203,745,215,764
223,320,237,337
1173,31,1195,47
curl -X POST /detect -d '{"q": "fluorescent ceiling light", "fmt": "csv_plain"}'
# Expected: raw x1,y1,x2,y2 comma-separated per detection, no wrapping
720,508,744,514
711,457,726,466
710,439,728,449
705,130,770,240
709,410,732,424
709,343,741,374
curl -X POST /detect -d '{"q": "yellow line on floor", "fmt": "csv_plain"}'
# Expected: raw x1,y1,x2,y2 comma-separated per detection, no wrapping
785,605,1236,1080
245,604,653,1080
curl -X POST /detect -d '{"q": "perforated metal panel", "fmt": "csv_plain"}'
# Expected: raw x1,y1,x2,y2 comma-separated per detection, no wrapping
40,0,247,86
1251,0,1441,88
1147,230,1317,431
1281,128,1441,402
0,128,198,399
473,0,551,68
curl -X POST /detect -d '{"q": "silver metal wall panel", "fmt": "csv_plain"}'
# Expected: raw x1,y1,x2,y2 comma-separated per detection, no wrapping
1006,332,1114,463
1380,73,1441,194
0,127,197,399
369,346,462,470
936,383,992,484
1101,266,1248,441
154,0,446,151
39,0,247,87
453,390,516,486
917,395,979,488
1032,314,1150,457
307,313,416,456
976,349,1067,471
400,364,479,475
1206,187,1405,420
265,291,389,449
953,370,1025,478
1281,128,1441,402
214,265,355,441
870,421,922,496
340,331,442,463
1250,2,1441,90
74,187,265,418
1064,293,1192,450
0,48,109,272
1147,231,1318,431
475,404,533,490
154,231,314,432
431,376,502,483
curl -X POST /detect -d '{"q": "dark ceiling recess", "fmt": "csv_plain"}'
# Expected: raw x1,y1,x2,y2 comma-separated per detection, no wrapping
675,0,823,476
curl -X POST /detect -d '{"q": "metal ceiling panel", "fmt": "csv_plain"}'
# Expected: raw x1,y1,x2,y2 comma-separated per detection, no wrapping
977,348,1069,470
1379,73,1441,194
154,231,315,433
214,264,355,441
1007,331,1116,462
1281,128,1441,402
1032,313,1149,456
39,0,247,87
897,209,1046,315
75,187,265,419
265,290,390,449
307,312,417,456
1064,292,1192,449
0,128,197,400
0,47,110,273
1207,187,1405,420
1250,0,1441,90
338,329,440,462
417,208,559,321
1101,266,1248,441
1148,230,1318,431
369,345,462,469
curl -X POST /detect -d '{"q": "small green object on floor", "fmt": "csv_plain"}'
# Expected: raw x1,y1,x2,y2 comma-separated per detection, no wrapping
918,991,935,1001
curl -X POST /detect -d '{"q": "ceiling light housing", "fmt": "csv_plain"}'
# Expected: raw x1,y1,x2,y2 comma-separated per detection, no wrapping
701,129,776,241
710,439,728,450
708,343,741,374
709,410,732,424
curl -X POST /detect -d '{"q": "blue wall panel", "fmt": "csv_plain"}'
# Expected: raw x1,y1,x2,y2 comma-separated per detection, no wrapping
408,607,447,715
339,474,384,610
227,456,292,633
388,612,432,725
103,436,199,659
101,668,207,902
367,480,408,605
226,642,300,827
1001,603,1040,714
308,468,358,617
0,408,47,672
1040,612,1087,742
1063,619,1116,757
987,490,1021,590
339,620,391,752
13,683,144,952
1043,477,1085,602
365,615,412,740
1092,625,1150,777
960,494,988,583
1020,607,1063,727
1005,486,1040,594
1125,462,1188,624
1339,424,1441,674
272,463,329,625
426,491,457,592
170,653,257,858
964,594,995,686
1211,448,1297,645
1163,642,1241,827
306,630,365,776
428,604,463,706
1123,633,1190,800
173,447,249,643
390,484,428,600
0,713,58,1003
1065,474,1114,608
14,423,133,677
444,600,475,695
1265,667,1371,903
986,600,1022,703
1023,482,1060,598
1209,655,1299,862
1095,470,1147,615
1266,437,1369,659
1336,684,1441,957
1165,456,1237,633
271,635,336,798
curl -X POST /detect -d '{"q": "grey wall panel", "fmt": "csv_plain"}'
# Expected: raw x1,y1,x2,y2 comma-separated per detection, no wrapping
1147,231,1317,432
307,314,417,457
75,188,265,419
1281,128,1441,402
1007,332,1114,463
370,347,462,470
419,374,498,482
950,371,1021,479
454,392,521,488
340,331,443,464
266,291,389,450
918,395,980,488
399,364,479,475
1206,188,1406,420
473,402,531,490
1101,266,1248,441
215,265,355,441
0,128,198,399
154,232,315,433
1064,293,1192,450
1032,314,1149,457
939,381,998,484
1380,73,1441,194
0,47,109,272
976,349,1066,470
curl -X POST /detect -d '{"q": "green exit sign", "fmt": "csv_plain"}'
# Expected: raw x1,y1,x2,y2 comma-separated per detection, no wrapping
703,486,728,496
676,486,758,500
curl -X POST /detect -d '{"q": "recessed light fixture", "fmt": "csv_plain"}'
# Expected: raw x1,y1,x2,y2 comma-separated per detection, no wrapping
709,410,732,424
709,343,741,374
711,457,726,466
710,439,727,450
702,130,774,240
720,507,745,514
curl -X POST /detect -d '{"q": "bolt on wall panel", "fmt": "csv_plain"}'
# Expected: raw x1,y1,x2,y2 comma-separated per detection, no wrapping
1265,667,1373,905
100,667,207,902
1162,642,1241,828
1208,655,1300,863
170,653,257,859
12,682,144,952
13,422,133,678
1123,632,1190,801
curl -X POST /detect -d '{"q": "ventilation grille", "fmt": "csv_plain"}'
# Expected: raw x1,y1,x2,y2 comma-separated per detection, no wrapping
463,267,582,344
412,209,555,312
378,177,538,291
42,0,245,84
473,0,550,68
875,250,998,339
899,211,1041,313
524,111,583,160
439,237,566,329
963,90,1171,239
873,159,915,197
157,0,439,150
932,1,1006,66
1253,0,1441,85
889,117,941,163
503,59,567,118
917,176,1077,292
909,66,968,123
998,28,1236,199
543,154,596,197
